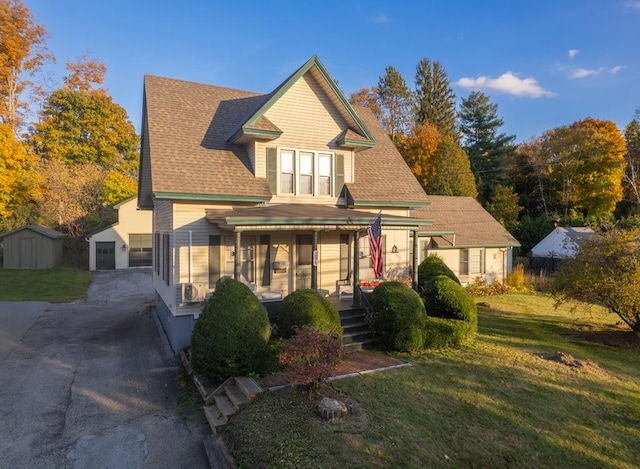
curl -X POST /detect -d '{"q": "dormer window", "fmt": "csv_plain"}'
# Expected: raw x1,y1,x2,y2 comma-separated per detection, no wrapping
269,147,337,197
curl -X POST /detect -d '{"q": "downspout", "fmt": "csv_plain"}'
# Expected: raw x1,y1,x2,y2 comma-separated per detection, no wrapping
188,230,193,284
311,230,318,290
352,230,361,308
412,230,419,291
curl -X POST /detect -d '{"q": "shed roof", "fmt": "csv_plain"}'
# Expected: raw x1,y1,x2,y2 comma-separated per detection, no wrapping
0,224,65,239
414,196,519,247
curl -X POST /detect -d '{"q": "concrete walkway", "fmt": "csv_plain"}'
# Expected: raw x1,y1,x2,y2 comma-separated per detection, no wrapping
0,269,210,469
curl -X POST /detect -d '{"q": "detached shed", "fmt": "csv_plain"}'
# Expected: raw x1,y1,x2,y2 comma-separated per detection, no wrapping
1,225,65,269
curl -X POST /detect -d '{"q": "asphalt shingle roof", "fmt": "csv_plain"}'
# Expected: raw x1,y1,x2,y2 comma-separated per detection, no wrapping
415,195,519,247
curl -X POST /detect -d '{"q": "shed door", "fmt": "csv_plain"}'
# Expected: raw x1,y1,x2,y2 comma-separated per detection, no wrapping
96,242,116,270
19,238,36,269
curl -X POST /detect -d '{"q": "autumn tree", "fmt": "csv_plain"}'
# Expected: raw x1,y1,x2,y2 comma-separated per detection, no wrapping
484,184,522,233
620,119,640,214
0,122,40,228
414,58,458,139
377,66,413,143
554,228,640,334
399,122,476,197
348,87,382,121
459,91,516,205
0,0,53,129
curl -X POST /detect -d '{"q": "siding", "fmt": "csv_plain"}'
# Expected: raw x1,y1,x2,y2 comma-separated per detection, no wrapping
3,230,62,269
153,199,174,311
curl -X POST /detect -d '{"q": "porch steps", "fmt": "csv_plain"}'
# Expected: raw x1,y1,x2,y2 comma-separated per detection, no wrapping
339,307,377,354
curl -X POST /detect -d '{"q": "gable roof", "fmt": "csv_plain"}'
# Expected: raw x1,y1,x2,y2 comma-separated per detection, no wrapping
226,56,374,147
1,224,65,239
559,226,595,243
414,196,520,247
139,57,428,208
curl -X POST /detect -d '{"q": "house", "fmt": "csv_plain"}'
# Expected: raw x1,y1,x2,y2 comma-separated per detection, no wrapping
1,224,65,269
138,56,433,352
530,226,595,272
87,196,153,270
414,196,520,285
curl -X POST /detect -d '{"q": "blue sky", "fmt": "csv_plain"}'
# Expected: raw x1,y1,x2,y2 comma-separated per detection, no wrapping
26,0,640,143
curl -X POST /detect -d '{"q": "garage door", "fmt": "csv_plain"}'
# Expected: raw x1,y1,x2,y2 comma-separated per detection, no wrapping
96,242,116,270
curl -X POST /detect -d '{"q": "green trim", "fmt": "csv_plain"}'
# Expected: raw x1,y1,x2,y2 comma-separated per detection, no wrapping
228,127,282,144
154,192,270,203
431,243,521,249
221,216,432,227
230,56,375,145
338,138,376,149
349,200,430,208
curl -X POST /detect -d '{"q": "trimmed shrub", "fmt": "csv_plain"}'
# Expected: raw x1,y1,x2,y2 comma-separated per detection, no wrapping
423,317,474,348
278,289,342,341
418,255,460,288
422,275,478,324
278,325,343,391
190,277,271,380
371,281,427,353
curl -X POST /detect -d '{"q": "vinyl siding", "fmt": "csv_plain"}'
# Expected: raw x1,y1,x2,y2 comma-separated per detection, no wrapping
153,199,174,311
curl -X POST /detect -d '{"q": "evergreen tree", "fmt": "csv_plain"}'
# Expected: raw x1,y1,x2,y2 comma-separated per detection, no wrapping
428,139,477,197
376,66,413,144
458,91,516,204
414,58,458,139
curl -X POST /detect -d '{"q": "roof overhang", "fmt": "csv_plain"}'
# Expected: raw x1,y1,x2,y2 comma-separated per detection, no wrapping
205,204,432,232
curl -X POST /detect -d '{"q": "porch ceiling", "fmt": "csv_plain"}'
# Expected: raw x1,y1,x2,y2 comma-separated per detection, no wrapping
205,204,433,232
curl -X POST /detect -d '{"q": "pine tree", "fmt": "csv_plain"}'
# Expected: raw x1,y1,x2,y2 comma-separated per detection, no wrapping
376,66,413,144
458,91,516,204
414,58,458,139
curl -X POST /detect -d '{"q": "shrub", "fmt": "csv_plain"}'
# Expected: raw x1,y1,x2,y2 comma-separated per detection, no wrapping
422,275,477,326
418,255,460,287
190,277,271,380
466,276,509,296
278,325,343,391
371,281,427,353
506,263,526,290
423,317,474,348
277,289,342,341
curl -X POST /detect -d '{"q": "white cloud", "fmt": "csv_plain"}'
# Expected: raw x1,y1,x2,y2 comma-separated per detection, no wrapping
569,65,625,78
454,72,555,98
623,1,640,10
371,13,389,24
568,49,579,59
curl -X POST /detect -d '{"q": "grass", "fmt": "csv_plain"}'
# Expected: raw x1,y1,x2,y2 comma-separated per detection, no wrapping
0,267,92,302
222,293,640,469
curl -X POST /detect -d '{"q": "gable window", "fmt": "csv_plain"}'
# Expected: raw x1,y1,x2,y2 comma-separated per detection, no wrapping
275,148,336,197
460,248,484,276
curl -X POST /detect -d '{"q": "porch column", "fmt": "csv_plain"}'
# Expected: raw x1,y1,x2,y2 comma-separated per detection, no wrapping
234,230,241,279
311,230,318,290
352,230,361,308
412,230,419,291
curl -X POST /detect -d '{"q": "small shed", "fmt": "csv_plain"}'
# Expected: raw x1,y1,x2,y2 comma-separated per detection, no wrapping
530,226,596,273
1,225,65,269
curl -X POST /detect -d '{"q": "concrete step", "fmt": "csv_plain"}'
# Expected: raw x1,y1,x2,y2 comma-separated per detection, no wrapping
234,377,262,399
342,322,371,335
342,337,378,354
203,405,227,430
225,384,250,409
214,395,237,419
202,434,236,469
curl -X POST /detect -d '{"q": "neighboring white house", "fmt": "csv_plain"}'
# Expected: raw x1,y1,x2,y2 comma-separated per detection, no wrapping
87,197,153,270
531,226,596,259
414,196,520,285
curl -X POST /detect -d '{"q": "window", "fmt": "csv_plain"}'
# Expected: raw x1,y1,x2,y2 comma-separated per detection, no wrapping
224,236,256,283
277,148,335,197
129,234,152,267
460,249,484,276
162,234,170,285
154,232,160,275
339,234,350,280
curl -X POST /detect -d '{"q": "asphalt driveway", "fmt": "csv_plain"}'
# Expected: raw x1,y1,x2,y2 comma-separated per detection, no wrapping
0,268,210,469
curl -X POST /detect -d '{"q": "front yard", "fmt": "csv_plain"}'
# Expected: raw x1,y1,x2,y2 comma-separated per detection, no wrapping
0,268,91,302
222,293,640,468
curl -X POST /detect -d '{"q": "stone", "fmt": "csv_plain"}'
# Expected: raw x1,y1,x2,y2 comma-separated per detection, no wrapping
318,397,348,421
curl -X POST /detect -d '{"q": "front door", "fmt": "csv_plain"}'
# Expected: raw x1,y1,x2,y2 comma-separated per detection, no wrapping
96,242,116,270
295,235,312,290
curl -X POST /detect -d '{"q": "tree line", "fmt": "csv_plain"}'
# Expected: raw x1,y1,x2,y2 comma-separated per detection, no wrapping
0,0,138,262
349,60,639,254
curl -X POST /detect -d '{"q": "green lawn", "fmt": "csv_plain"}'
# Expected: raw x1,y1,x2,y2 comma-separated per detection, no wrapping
0,268,92,302
223,293,640,469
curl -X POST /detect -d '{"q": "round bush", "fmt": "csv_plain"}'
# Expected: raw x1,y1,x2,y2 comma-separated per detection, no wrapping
190,277,271,380
371,281,427,353
423,317,474,348
278,289,342,341
422,275,478,336
418,255,460,291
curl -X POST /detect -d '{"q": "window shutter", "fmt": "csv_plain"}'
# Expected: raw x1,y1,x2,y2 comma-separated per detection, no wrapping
208,235,221,288
335,153,345,196
260,235,271,286
266,147,277,194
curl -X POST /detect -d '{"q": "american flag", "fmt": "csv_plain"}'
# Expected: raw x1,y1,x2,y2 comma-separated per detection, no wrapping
367,212,383,279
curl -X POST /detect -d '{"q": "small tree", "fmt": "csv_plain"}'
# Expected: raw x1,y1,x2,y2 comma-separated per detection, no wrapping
553,228,640,333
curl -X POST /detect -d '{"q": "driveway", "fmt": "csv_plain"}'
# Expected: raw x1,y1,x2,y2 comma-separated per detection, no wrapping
0,268,210,469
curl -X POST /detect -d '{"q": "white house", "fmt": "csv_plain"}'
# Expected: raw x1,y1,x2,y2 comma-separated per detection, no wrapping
531,226,596,259
87,197,153,270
